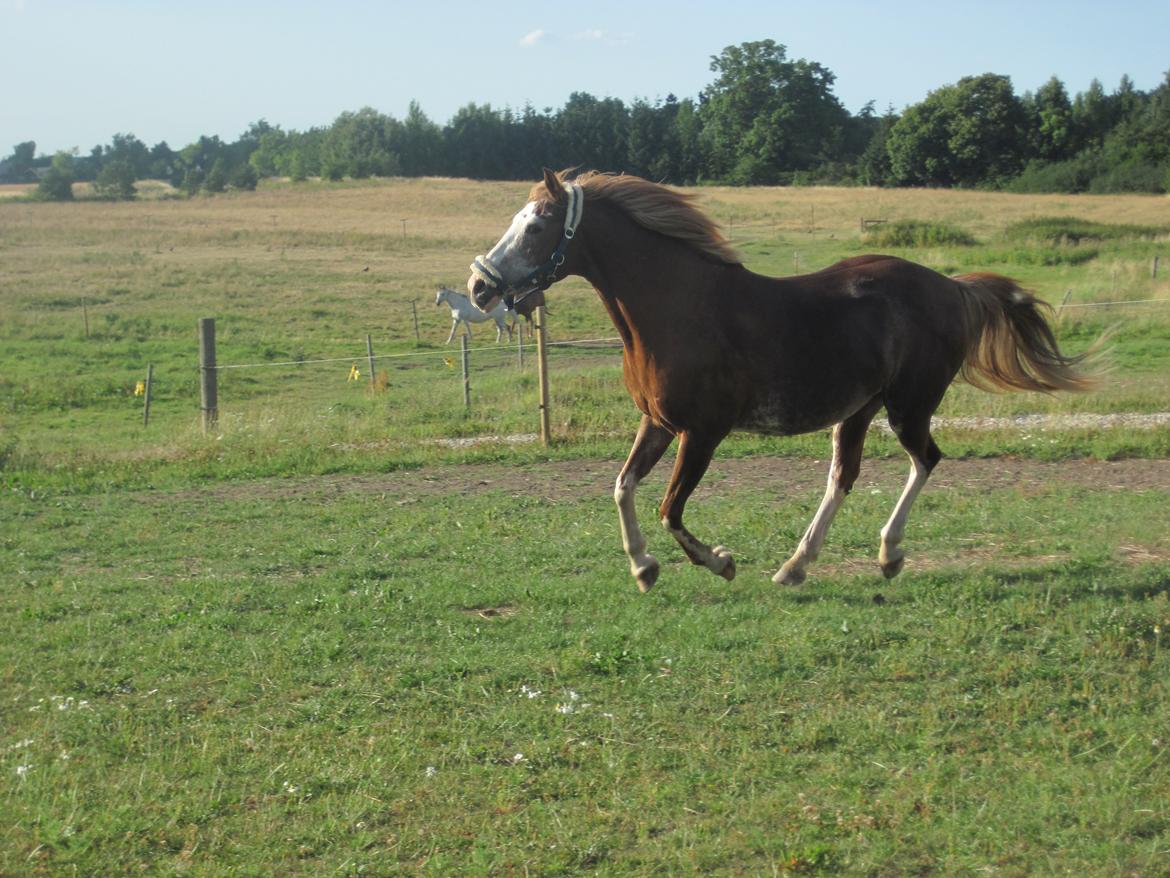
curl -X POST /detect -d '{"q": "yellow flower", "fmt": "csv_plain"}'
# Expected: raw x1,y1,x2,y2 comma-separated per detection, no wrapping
347,363,360,381
134,380,145,396
443,357,454,370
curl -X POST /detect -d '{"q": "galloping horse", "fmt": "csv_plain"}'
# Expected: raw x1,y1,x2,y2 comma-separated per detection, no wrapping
468,169,1094,592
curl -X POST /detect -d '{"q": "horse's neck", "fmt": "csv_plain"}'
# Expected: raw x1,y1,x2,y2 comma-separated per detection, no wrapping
576,205,729,344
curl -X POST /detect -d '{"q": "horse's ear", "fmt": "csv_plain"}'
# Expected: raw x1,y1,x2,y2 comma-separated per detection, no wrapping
542,167,566,202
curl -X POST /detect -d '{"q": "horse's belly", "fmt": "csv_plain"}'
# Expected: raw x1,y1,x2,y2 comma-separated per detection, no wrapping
739,384,877,435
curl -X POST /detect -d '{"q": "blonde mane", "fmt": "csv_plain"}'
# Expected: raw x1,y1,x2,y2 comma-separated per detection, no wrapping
532,171,742,266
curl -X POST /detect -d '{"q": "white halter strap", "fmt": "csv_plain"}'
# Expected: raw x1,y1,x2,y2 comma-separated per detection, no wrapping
471,183,583,295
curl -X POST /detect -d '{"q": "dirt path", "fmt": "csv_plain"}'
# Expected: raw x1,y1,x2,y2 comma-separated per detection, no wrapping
175,456,1170,506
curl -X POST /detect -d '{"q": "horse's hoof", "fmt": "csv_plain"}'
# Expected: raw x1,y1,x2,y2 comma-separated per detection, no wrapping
635,558,660,593
713,546,736,581
881,556,905,579
773,561,806,586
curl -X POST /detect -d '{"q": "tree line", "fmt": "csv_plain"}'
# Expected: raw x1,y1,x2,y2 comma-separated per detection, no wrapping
5,40,1169,199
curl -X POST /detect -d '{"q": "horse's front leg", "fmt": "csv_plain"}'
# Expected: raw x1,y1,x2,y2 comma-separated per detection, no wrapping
446,319,459,344
614,416,674,592
660,430,735,582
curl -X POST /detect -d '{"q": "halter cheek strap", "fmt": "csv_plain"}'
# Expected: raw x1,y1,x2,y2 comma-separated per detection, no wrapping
471,183,583,308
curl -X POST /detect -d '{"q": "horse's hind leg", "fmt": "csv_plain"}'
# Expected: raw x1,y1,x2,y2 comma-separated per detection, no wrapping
775,398,881,585
659,430,736,582
879,412,943,578
615,415,674,592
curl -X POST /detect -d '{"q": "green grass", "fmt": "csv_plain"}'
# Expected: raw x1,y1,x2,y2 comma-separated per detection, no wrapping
3,463,1169,875
3,179,1170,874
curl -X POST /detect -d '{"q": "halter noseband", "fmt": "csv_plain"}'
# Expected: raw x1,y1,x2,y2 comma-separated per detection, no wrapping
471,183,583,310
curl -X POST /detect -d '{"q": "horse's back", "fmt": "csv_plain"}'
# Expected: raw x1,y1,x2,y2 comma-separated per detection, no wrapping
720,256,968,434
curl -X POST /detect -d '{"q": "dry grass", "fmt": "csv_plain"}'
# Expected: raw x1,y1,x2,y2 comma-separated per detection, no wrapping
700,183,1170,238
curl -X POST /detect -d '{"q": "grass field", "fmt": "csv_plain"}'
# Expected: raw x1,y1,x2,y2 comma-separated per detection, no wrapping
2,178,1170,875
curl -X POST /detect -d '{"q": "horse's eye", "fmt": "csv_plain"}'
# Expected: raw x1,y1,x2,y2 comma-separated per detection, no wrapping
525,222,542,236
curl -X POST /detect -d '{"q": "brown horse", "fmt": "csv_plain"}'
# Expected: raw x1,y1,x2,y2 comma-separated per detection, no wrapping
468,169,1094,592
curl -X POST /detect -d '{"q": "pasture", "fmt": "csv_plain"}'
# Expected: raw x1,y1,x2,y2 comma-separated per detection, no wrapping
2,178,1170,875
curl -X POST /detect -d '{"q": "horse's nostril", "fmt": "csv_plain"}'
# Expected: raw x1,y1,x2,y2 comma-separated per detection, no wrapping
471,278,486,297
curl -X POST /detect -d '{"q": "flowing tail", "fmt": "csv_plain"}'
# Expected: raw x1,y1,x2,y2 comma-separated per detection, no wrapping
952,272,1098,393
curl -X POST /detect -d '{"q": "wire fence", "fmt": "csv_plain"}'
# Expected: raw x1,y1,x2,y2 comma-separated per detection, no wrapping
164,293,1170,439
114,293,1165,435
204,296,1168,375
208,335,623,372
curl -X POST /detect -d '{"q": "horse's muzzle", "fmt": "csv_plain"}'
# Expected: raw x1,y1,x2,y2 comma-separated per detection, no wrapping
469,277,500,313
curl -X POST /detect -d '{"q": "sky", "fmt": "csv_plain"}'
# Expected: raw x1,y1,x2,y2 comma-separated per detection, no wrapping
3,0,1169,157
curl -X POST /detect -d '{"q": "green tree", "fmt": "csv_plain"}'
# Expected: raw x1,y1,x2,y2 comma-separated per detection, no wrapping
887,73,1027,186
181,168,204,196
858,106,900,186
203,158,228,193
178,136,226,186
555,92,629,172
626,97,668,179
443,103,510,179
35,151,75,200
229,161,259,191
248,126,289,177
148,142,178,183
1,141,37,183
669,98,705,183
1025,77,1074,161
93,159,137,199
322,108,400,178
106,133,150,179
397,101,443,176
1071,79,1111,148
699,40,849,184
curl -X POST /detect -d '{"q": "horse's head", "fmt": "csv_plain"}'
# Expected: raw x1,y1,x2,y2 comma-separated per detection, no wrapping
435,287,450,306
468,168,582,318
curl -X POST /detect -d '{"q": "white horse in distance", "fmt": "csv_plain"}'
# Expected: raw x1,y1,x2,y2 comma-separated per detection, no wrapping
435,286,520,343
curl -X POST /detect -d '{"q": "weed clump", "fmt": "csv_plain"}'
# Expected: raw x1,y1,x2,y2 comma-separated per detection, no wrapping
865,220,976,248
1003,216,1168,245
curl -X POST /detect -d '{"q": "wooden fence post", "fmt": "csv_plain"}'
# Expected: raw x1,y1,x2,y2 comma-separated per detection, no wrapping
82,298,90,338
412,301,421,344
142,363,153,427
461,334,471,409
1154,255,1161,279
535,305,551,446
198,317,217,434
366,334,376,389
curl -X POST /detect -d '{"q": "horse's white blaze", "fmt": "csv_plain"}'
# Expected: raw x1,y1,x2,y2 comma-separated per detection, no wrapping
879,456,930,566
482,202,542,278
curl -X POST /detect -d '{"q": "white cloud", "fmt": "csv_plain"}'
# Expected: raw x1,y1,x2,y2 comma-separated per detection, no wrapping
574,28,633,46
519,29,545,48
